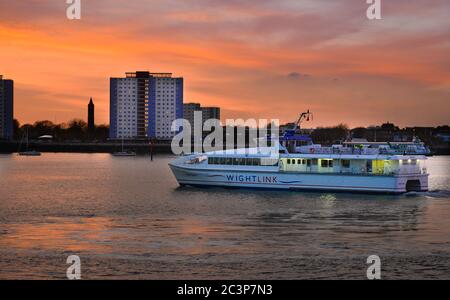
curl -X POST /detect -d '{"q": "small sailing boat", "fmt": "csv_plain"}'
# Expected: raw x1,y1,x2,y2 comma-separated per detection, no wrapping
112,139,136,157
18,128,41,156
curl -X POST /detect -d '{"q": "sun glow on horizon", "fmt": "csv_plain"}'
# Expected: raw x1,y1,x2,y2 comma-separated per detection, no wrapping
1,0,449,127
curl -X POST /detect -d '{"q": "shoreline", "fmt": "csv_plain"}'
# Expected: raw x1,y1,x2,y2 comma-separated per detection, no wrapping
1,140,449,155
0,141,172,154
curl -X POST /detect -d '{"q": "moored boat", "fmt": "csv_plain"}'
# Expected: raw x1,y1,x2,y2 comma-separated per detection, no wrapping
112,139,136,157
112,151,137,157
19,150,42,156
18,128,41,156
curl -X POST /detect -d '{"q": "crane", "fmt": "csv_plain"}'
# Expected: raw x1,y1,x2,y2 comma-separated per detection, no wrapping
290,110,313,131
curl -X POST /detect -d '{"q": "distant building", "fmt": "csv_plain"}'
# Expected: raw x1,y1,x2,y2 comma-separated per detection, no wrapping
183,103,201,129
202,106,220,125
0,75,13,140
110,71,183,140
88,97,95,133
183,103,221,131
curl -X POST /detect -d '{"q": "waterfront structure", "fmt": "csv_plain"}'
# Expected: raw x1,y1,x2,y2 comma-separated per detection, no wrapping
170,111,429,194
0,75,14,140
88,97,95,133
110,71,183,140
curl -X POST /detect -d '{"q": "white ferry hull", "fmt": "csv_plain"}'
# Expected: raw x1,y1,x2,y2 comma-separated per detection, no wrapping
170,164,428,194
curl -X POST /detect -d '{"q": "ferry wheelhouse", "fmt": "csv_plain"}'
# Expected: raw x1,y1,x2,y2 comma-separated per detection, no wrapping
169,112,429,194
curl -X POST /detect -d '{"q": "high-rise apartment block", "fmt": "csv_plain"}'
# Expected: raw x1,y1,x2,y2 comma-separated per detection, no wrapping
110,71,183,140
0,75,14,140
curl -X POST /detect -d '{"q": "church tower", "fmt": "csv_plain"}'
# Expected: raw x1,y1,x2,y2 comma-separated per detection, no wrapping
88,97,95,133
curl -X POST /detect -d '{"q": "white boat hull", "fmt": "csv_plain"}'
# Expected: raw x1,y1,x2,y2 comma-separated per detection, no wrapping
169,164,428,194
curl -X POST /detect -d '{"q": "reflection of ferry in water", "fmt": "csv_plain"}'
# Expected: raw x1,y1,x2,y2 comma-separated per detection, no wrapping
169,111,429,194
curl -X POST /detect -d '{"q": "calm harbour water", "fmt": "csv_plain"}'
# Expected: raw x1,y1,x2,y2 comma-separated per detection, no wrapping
0,153,449,279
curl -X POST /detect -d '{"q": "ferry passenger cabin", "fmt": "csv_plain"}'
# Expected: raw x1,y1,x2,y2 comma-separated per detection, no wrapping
278,156,425,176
203,153,426,177
343,139,430,155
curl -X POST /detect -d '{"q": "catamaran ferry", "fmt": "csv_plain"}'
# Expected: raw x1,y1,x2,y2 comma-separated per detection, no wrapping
169,112,429,194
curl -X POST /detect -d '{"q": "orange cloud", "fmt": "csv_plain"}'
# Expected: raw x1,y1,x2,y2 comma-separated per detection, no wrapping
0,0,449,127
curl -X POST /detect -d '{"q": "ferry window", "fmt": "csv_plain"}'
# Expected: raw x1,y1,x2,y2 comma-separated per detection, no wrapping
245,158,252,166
292,159,296,165
320,160,329,168
402,159,409,165
287,159,291,164
232,158,239,165
329,160,333,168
297,159,301,165
411,159,417,165
208,157,213,164
341,160,350,168
238,158,246,166
307,159,311,167
226,158,232,165
312,159,318,166
253,158,260,166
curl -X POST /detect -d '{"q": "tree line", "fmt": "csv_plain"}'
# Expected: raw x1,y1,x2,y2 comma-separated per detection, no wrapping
13,119,109,142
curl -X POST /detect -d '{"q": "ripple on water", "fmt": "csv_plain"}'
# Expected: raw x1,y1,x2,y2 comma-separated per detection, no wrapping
0,154,449,279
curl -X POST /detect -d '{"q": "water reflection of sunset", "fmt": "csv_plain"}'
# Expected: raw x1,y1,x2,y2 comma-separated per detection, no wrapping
1,153,449,279
0,217,114,253
0,216,254,256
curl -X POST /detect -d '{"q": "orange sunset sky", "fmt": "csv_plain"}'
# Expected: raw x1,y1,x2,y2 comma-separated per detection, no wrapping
0,0,449,128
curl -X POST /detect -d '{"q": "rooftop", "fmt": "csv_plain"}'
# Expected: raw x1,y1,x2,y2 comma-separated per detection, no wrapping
125,71,174,78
